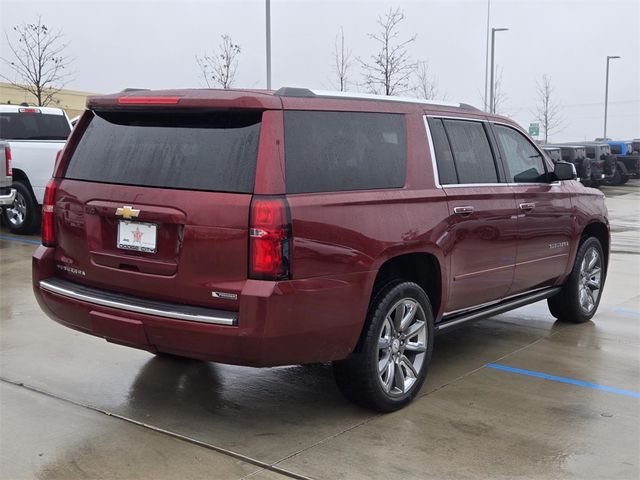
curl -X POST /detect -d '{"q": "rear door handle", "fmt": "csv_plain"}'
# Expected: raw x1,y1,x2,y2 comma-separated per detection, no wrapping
453,206,475,216
519,202,536,211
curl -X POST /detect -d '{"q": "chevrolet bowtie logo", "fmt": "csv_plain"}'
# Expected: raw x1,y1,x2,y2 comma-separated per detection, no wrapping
115,206,140,219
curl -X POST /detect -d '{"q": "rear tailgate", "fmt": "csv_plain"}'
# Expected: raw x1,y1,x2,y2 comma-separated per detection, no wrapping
53,108,263,310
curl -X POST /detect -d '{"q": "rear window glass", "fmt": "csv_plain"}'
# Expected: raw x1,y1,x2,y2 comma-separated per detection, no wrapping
0,112,70,140
284,111,407,193
65,110,261,193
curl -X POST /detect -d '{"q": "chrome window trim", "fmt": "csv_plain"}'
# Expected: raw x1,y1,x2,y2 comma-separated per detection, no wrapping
40,278,238,326
424,115,563,189
423,115,442,188
424,115,506,189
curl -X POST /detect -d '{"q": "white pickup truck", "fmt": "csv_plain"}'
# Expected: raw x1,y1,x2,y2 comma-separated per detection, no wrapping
0,104,72,233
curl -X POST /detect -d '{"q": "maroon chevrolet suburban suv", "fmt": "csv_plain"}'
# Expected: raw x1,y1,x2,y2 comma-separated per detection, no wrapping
33,88,609,411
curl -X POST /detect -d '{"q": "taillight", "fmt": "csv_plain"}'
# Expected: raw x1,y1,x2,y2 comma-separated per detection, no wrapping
249,197,291,280
42,178,59,247
4,145,11,177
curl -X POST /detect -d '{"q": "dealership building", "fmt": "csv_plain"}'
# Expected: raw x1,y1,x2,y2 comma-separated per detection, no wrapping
0,82,96,118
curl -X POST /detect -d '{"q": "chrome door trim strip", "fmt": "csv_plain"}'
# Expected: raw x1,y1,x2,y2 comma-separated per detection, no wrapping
443,285,552,317
437,287,561,332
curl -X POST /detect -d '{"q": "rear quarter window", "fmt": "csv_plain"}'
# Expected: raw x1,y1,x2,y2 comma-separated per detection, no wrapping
65,110,261,193
284,111,407,193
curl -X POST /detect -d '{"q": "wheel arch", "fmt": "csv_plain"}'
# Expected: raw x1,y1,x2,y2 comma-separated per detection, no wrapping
369,251,444,321
581,221,610,272
10,169,36,198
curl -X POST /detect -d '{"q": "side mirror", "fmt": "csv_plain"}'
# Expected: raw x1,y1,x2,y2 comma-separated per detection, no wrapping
553,161,577,181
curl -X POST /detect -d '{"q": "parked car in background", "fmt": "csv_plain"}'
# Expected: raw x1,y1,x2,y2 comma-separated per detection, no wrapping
572,142,617,187
33,87,609,412
542,146,562,163
0,142,16,207
607,140,640,185
0,105,72,233
545,144,593,185
631,139,640,154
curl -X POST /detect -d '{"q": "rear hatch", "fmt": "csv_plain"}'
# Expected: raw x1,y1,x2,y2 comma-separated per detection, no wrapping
53,107,263,310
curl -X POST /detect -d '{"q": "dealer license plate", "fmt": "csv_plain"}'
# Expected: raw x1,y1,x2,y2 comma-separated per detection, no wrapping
117,220,157,253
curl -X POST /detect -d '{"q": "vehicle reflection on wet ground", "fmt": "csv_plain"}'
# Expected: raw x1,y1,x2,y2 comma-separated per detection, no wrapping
1,180,638,479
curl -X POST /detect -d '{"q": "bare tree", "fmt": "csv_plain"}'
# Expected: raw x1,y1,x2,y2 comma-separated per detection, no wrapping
196,35,241,89
332,27,352,91
481,66,509,115
360,7,417,96
0,16,73,106
534,74,563,143
413,61,438,100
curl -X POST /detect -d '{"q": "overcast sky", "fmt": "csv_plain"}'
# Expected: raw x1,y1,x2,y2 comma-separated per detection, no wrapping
1,0,638,141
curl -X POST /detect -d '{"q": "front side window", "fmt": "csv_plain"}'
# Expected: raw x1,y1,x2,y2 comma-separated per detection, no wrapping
442,119,498,184
493,124,547,183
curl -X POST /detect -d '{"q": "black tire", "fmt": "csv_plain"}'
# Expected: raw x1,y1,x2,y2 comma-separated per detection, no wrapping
620,175,630,185
580,160,592,186
547,237,605,323
610,168,623,186
333,280,435,412
2,181,40,234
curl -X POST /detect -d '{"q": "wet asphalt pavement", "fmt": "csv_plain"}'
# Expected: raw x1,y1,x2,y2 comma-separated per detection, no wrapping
1,181,638,479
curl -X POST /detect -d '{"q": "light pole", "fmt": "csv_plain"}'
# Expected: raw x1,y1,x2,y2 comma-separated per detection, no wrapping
489,27,508,114
266,0,272,90
603,55,620,139
483,0,491,111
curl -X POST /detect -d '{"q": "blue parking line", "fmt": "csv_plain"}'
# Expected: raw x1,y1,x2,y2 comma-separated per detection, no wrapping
485,363,640,399
0,234,40,246
612,307,640,317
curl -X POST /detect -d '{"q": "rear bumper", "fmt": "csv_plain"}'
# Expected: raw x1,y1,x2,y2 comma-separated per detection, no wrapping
0,188,15,206
33,246,371,367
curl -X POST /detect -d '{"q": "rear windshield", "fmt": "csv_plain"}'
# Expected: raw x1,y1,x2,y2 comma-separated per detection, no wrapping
65,110,261,193
0,112,71,140
284,111,407,193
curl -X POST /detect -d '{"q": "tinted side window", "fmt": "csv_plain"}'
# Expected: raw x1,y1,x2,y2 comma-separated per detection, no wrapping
442,120,498,183
427,117,457,184
284,111,406,193
493,125,546,183
609,144,623,154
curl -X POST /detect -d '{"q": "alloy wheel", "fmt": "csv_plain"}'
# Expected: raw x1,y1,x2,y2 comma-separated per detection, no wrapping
6,191,26,227
578,246,602,313
377,298,427,396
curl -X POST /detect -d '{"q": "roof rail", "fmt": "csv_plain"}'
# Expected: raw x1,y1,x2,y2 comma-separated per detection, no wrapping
121,88,150,92
273,87,478,110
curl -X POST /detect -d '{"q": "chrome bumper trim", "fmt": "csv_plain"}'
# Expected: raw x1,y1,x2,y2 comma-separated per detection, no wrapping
0,188,16,206
40,278,237,326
